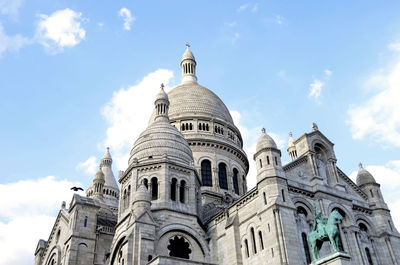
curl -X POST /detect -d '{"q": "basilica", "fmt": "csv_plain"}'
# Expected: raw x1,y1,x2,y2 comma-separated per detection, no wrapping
34,46,400,265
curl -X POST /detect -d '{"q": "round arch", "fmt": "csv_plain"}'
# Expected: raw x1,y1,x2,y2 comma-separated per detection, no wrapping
157,224,209,257
327,202,354,225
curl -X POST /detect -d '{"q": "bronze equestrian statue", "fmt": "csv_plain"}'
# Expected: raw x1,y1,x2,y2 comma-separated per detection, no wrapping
307,205,344,261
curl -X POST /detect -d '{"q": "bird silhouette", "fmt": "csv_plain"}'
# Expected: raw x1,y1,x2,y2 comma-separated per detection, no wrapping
71,187,84,192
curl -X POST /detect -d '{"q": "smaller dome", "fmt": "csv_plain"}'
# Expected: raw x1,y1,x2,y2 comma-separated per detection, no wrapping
133,183,151,202
356,162,376,186
94,169,105,183
102,147,112,161
155,83,168,102
256,128,277,152
181,45,195,62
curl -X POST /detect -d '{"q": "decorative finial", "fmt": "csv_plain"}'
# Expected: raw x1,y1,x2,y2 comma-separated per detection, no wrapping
289,131,293,137
312,122,318,131
261,127,266,133
359,162,363,169
160,83,164,90
186,42,190,48
106,147,109,151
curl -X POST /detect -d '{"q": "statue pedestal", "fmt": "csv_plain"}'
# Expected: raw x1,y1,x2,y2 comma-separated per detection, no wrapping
311,252,351,265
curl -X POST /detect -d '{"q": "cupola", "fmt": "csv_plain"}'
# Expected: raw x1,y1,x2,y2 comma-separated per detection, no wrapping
356,162,376,187
254,128,284,183
180,43,197,84
287,131,297,161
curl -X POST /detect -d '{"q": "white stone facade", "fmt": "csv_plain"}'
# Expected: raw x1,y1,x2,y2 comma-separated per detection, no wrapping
35,46,400,265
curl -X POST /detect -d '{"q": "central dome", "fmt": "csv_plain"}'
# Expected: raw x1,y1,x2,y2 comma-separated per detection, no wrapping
168,83,234,124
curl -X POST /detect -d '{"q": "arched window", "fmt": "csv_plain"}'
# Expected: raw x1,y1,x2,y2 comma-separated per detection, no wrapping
365,247,373,265
84,216,88,227
302,232,311,264
201,160,212,186
206,124,209,131
244,239,250,257
218,163,228,190
171,178,177,201
297,206,308,216
151,177,158,200
143,178,149,189
189,123,192,130
332,208,345,251
258,231,264,250
180,180,186,203
127,185,131,203
233,168,239,195
251,227,257,254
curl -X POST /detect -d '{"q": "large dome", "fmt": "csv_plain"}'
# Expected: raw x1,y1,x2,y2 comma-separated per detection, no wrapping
167,83,234,124
129,120,194,166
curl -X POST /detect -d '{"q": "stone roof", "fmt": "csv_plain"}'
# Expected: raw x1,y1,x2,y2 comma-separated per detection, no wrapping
181,46,195,62
256,128,277,152
356,163,376,186
167,83,234,124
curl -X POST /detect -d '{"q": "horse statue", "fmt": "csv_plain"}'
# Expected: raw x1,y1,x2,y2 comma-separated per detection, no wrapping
307,209,344,261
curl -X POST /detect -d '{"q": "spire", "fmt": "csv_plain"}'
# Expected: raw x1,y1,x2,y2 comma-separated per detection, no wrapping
100,147,112,167
154,83,170,122
359,162,363,169
180,43,197,84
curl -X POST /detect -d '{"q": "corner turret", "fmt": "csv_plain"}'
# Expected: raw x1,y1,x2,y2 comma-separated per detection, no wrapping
180,43,197,84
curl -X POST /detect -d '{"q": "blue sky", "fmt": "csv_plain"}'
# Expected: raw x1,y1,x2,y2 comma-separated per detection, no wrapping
1,1,400,264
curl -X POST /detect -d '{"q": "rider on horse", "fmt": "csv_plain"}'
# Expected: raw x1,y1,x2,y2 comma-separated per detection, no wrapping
313,204,327,237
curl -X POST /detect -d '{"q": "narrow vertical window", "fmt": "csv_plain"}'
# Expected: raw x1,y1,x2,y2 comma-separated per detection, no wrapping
267,156,270,165
251,227,257,254
365,248,373,265
245,239,249,257
179,180,186,203
275,156,278,165
218,163,228,190
268,223,270,232
281,189,285,202
201,160,212,187
151,177,158,200
389,220,394,232
259,231,264,250
84,216,88,227
233,168,239,195
259,159,263,168
144,178,149,189
171,178,177,201
271,248,274,257
370,189,374,198
263,192,267,205
302,233,311,264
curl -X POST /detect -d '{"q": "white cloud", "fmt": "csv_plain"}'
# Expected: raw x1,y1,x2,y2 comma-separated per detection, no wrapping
0,176,84,265
349,160,400,230
251,3,259,12
119,7,135,31
36,8,86,53
225,21,237,27
230,110,286,189
324,69,333,78
275,15,285,25
388,41,400,52
308,78,324,103
76,156,97,175
0,23,29,57
347,55,400,147
97,22,104,28
237,3,250,12
0,0,23,17
232,32,240,44
101,69,175,170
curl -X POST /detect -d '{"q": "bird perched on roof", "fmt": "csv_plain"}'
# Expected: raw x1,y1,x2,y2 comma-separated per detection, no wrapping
71,187,84,192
